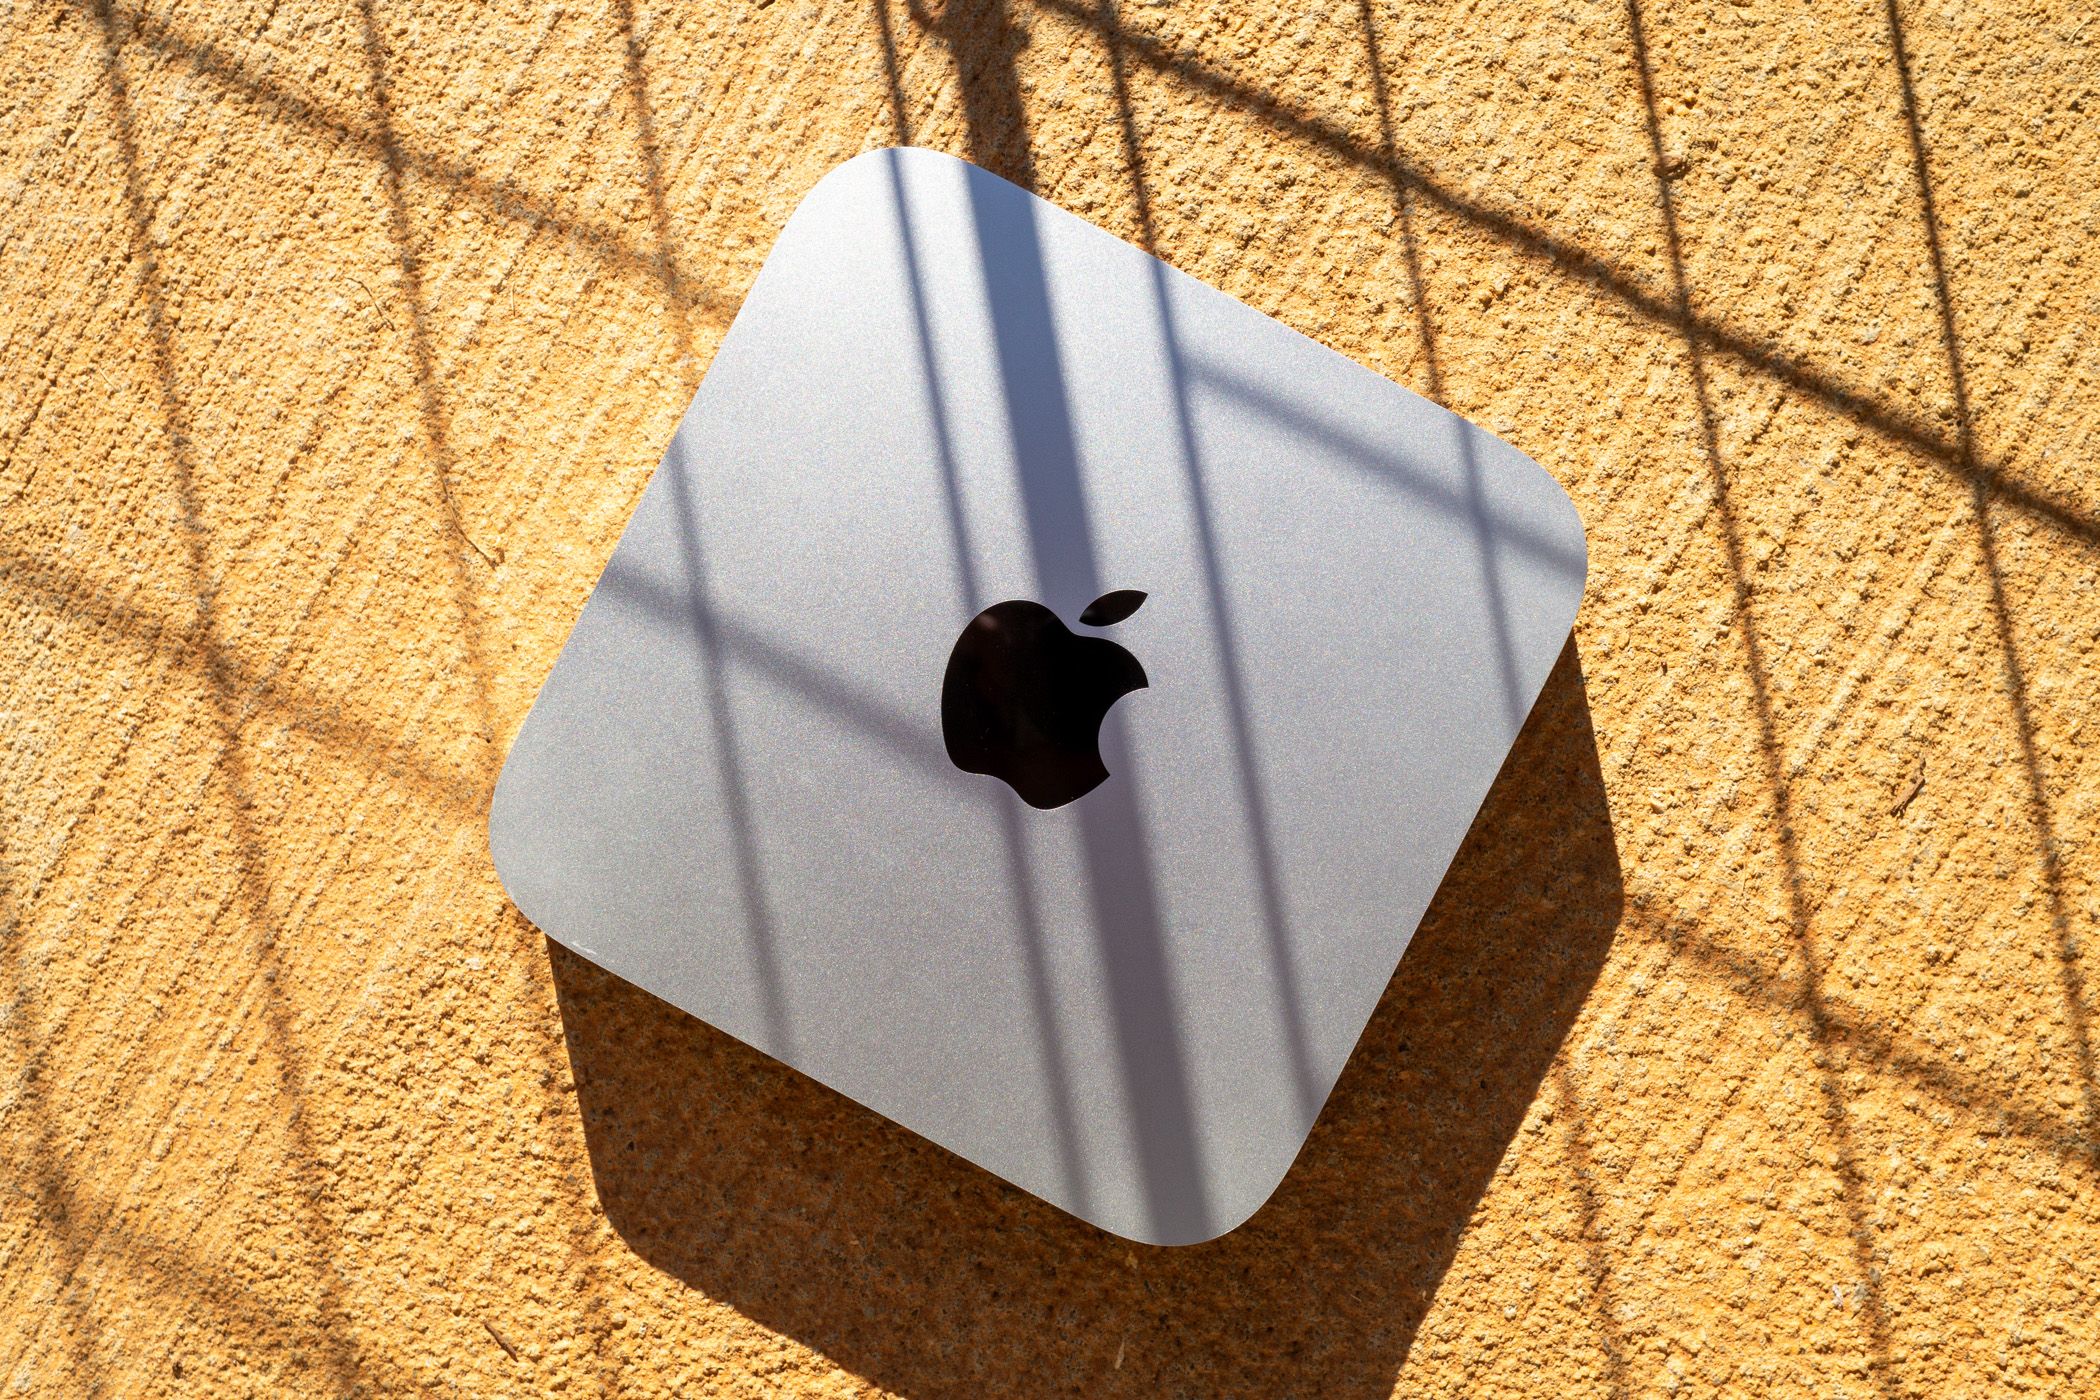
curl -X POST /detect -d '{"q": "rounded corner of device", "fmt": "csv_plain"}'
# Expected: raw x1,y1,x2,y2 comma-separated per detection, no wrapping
810,144,903,187
1186,1188,1288,1249
1221,1132,1330,1244
485,742,522,847
482,840,570,962
482,840,531,932
837,143,962,173
484,758,547,935
1548,478,1592,617
1501,440,1591,628
1551,471,1592,568
1107,1129,1319,1249
794,145,963,216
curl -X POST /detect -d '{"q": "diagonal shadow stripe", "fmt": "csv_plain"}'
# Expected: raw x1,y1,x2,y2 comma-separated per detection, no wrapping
1621,894,2096,1171
1620,0,1899,1386
60,0,730,325
0,543,482,818
1878,0,2097,1156
1029,0,2097,551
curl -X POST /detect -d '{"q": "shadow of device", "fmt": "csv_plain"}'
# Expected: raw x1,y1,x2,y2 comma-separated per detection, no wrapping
549,641,1620,1397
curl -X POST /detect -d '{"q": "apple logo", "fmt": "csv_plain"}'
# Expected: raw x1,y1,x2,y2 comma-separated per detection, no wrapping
941,589,1150,809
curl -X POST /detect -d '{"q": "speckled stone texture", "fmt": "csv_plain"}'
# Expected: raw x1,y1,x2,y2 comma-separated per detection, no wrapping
2,0,2095,1395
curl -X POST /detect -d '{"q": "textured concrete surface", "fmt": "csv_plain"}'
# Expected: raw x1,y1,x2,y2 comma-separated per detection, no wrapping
2,0,2096,1395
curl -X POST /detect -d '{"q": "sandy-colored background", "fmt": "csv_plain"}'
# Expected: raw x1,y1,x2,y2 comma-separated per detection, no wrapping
3,0,2096,1394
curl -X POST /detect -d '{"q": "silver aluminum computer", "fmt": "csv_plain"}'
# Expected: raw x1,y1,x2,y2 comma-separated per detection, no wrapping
489,147,1587,1246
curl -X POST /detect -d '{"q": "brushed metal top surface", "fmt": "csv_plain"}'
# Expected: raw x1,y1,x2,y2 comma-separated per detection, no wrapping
489,147,1587,1246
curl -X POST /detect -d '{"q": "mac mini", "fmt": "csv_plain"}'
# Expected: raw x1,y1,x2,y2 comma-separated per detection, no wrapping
490,147,1586,1246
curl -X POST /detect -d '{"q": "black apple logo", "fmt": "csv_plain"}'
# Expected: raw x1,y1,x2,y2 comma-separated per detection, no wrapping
941,589,1150,810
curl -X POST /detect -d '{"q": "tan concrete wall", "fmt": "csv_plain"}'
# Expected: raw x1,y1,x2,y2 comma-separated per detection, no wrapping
3,0,2096,1394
